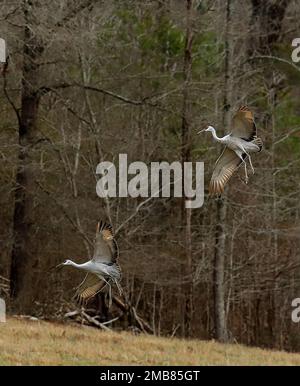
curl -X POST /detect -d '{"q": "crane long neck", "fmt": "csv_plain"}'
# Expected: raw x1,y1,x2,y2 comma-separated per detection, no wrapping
211,128,224,142
69,261,91,270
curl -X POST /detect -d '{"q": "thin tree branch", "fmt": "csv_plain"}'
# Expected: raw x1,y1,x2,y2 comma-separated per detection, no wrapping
37,82,182,116
249,55,300,73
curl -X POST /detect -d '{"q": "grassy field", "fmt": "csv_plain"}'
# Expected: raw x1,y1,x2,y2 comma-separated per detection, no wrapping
1,317,300,365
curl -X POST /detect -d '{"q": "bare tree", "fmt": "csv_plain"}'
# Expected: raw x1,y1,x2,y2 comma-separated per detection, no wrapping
0,0,299,350
181,0,194,336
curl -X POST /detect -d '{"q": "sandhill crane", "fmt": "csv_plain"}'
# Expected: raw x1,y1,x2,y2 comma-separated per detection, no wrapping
57,221,122,306
198,106,263,195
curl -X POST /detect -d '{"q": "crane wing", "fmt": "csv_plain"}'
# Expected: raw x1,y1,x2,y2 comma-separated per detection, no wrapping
92,221,119,264
231,106,257,141
74,273,106,304
209,147,243,195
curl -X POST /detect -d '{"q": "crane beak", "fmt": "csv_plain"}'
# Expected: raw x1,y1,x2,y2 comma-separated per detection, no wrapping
197,128,206,134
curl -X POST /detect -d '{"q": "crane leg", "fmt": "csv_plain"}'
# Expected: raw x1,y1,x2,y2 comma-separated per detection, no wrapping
248,154,255,174
244,162,248,183
114,279,123,296
240,146,255,174
236,151,248,183
108,283,112,308
101,277,112,308
243,151,254,174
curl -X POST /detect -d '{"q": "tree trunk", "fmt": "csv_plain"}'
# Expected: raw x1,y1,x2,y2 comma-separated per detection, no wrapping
213,199,228,341
181,0,194,337
10,1,43,309
212,0,233,343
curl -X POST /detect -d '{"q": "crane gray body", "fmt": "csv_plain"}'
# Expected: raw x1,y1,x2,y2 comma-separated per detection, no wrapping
64,260,121,282
198,106,263,194
58,221,122,306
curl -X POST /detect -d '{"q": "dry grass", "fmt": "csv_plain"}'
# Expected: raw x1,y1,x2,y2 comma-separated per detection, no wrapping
1,317,300,365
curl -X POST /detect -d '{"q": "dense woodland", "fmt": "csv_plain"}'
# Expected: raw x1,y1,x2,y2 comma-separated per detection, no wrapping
0,0,300,351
